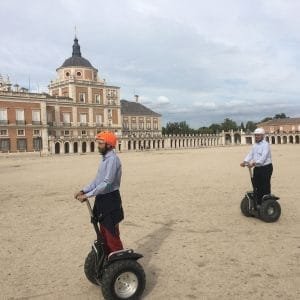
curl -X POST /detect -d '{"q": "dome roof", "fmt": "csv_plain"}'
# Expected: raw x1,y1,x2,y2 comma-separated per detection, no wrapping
58,37,96,70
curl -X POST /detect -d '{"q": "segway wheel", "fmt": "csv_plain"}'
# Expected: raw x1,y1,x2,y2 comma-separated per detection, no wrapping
259,199,281,223
84,250,100,286
101,259,146,300
240,197,251,217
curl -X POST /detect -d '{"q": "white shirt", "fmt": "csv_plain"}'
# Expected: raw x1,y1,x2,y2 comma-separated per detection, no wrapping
244,139,272,167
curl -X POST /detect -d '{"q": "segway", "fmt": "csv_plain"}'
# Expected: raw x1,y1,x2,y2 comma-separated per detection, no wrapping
240,165,281,222
82,199,146,300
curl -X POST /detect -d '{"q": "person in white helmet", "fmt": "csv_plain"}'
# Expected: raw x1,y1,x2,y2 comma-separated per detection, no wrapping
240,128,273,204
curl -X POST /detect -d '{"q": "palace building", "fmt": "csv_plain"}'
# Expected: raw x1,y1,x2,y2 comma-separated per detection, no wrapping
120,96,162,150
0,37,122,154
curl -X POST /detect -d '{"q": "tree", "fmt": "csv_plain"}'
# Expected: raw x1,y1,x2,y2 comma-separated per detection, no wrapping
274,113,288,119
163,121,193,135
245,121,256,132
240,122,245,131
209,123,222,133
260,117,272,123
221,118,238,131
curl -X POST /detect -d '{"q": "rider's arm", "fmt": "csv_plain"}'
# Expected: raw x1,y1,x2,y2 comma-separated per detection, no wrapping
243,146,254,163
84,156,119,197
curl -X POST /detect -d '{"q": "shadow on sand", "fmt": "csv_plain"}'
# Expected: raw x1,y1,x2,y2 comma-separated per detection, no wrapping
135,220,175,297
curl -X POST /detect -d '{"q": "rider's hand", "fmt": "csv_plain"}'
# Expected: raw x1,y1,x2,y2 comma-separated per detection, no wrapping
249,162,256,168
240,162,246,167
77,194,88,203
74,190,84,199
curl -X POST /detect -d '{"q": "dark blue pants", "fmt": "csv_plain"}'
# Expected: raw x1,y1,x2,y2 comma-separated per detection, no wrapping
253,164,273,203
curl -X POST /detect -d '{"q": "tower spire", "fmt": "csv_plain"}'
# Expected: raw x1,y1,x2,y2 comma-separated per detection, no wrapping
72,35,81,57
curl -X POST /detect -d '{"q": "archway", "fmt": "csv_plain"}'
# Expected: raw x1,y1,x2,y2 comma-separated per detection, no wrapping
283,136,287,144
225,134,232,145
234,134,241,144
289,136,294,144
74,142,78,153
295,135,299,144
64,142,69,154
277,136,281,144
271,136,275,144
55,142,60,154
265,136,270,143
91,141,95,152
128,141,131,150
82,142,87,153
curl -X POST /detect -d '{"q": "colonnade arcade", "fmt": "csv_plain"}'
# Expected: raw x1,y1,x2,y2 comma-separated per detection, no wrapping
47,131,300,154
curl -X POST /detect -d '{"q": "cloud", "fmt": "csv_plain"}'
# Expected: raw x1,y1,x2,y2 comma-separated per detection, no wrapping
0,0,299,127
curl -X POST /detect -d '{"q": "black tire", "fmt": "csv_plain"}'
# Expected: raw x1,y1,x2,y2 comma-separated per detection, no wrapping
84,250,100,286
101,260,146,300
259,199,281,223
240,196,251,217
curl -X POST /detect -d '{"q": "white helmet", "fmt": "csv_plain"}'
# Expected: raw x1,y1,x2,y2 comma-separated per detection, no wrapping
254,128,265,135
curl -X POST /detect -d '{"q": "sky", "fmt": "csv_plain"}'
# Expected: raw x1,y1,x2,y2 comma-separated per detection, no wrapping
0,0,300,127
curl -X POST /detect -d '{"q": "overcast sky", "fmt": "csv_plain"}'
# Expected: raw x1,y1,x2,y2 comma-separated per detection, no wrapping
1,0,299,127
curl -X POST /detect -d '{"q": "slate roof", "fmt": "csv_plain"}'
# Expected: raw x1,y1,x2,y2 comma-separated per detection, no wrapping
59,37,96,69
121,99,161,117
258,118,300,126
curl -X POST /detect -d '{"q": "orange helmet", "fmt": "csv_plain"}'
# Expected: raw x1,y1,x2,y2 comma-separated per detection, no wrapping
95,131,117,148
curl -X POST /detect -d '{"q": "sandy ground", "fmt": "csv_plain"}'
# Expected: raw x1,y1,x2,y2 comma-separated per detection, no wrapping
0,145,299,300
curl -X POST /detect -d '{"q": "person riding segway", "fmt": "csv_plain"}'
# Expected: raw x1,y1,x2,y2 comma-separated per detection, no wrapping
240,128,281,222
75,131,146,299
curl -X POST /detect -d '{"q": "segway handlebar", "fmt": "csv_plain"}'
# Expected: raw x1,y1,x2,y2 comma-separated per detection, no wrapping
85,199,94,218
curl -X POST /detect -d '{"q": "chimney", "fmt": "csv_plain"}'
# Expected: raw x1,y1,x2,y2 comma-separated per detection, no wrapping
134,94,139,103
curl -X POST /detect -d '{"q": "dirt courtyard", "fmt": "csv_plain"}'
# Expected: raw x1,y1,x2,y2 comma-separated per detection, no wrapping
0,145,299,299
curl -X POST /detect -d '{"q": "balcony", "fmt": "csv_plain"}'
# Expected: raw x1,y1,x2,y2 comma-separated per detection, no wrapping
80,122,87,127
16,120,26,125
0,120,8,125
32,121,41,125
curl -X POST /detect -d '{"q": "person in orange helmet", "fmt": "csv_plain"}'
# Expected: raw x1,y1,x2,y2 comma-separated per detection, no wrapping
74,131,124,254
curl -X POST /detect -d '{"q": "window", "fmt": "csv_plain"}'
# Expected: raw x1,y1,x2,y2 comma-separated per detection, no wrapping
64,130,70,136
95,94,100,104
17,129,25,136
139,122,144,129
33,137,42,151
0,109,8,124
0,139,10,152
123,122,129,129
62,113,71,125
0,129,8,136
79,93,86,103
17,139,27,151
95,115,102,125
77,71,82,77
80,114,87,125
154,123,158,130
16,109,25,124
65,71,70,77
108,109,112,119
32,110,41,125
146,122,151,129
47,112,53,123
33,129,40,136
81,130,87,136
